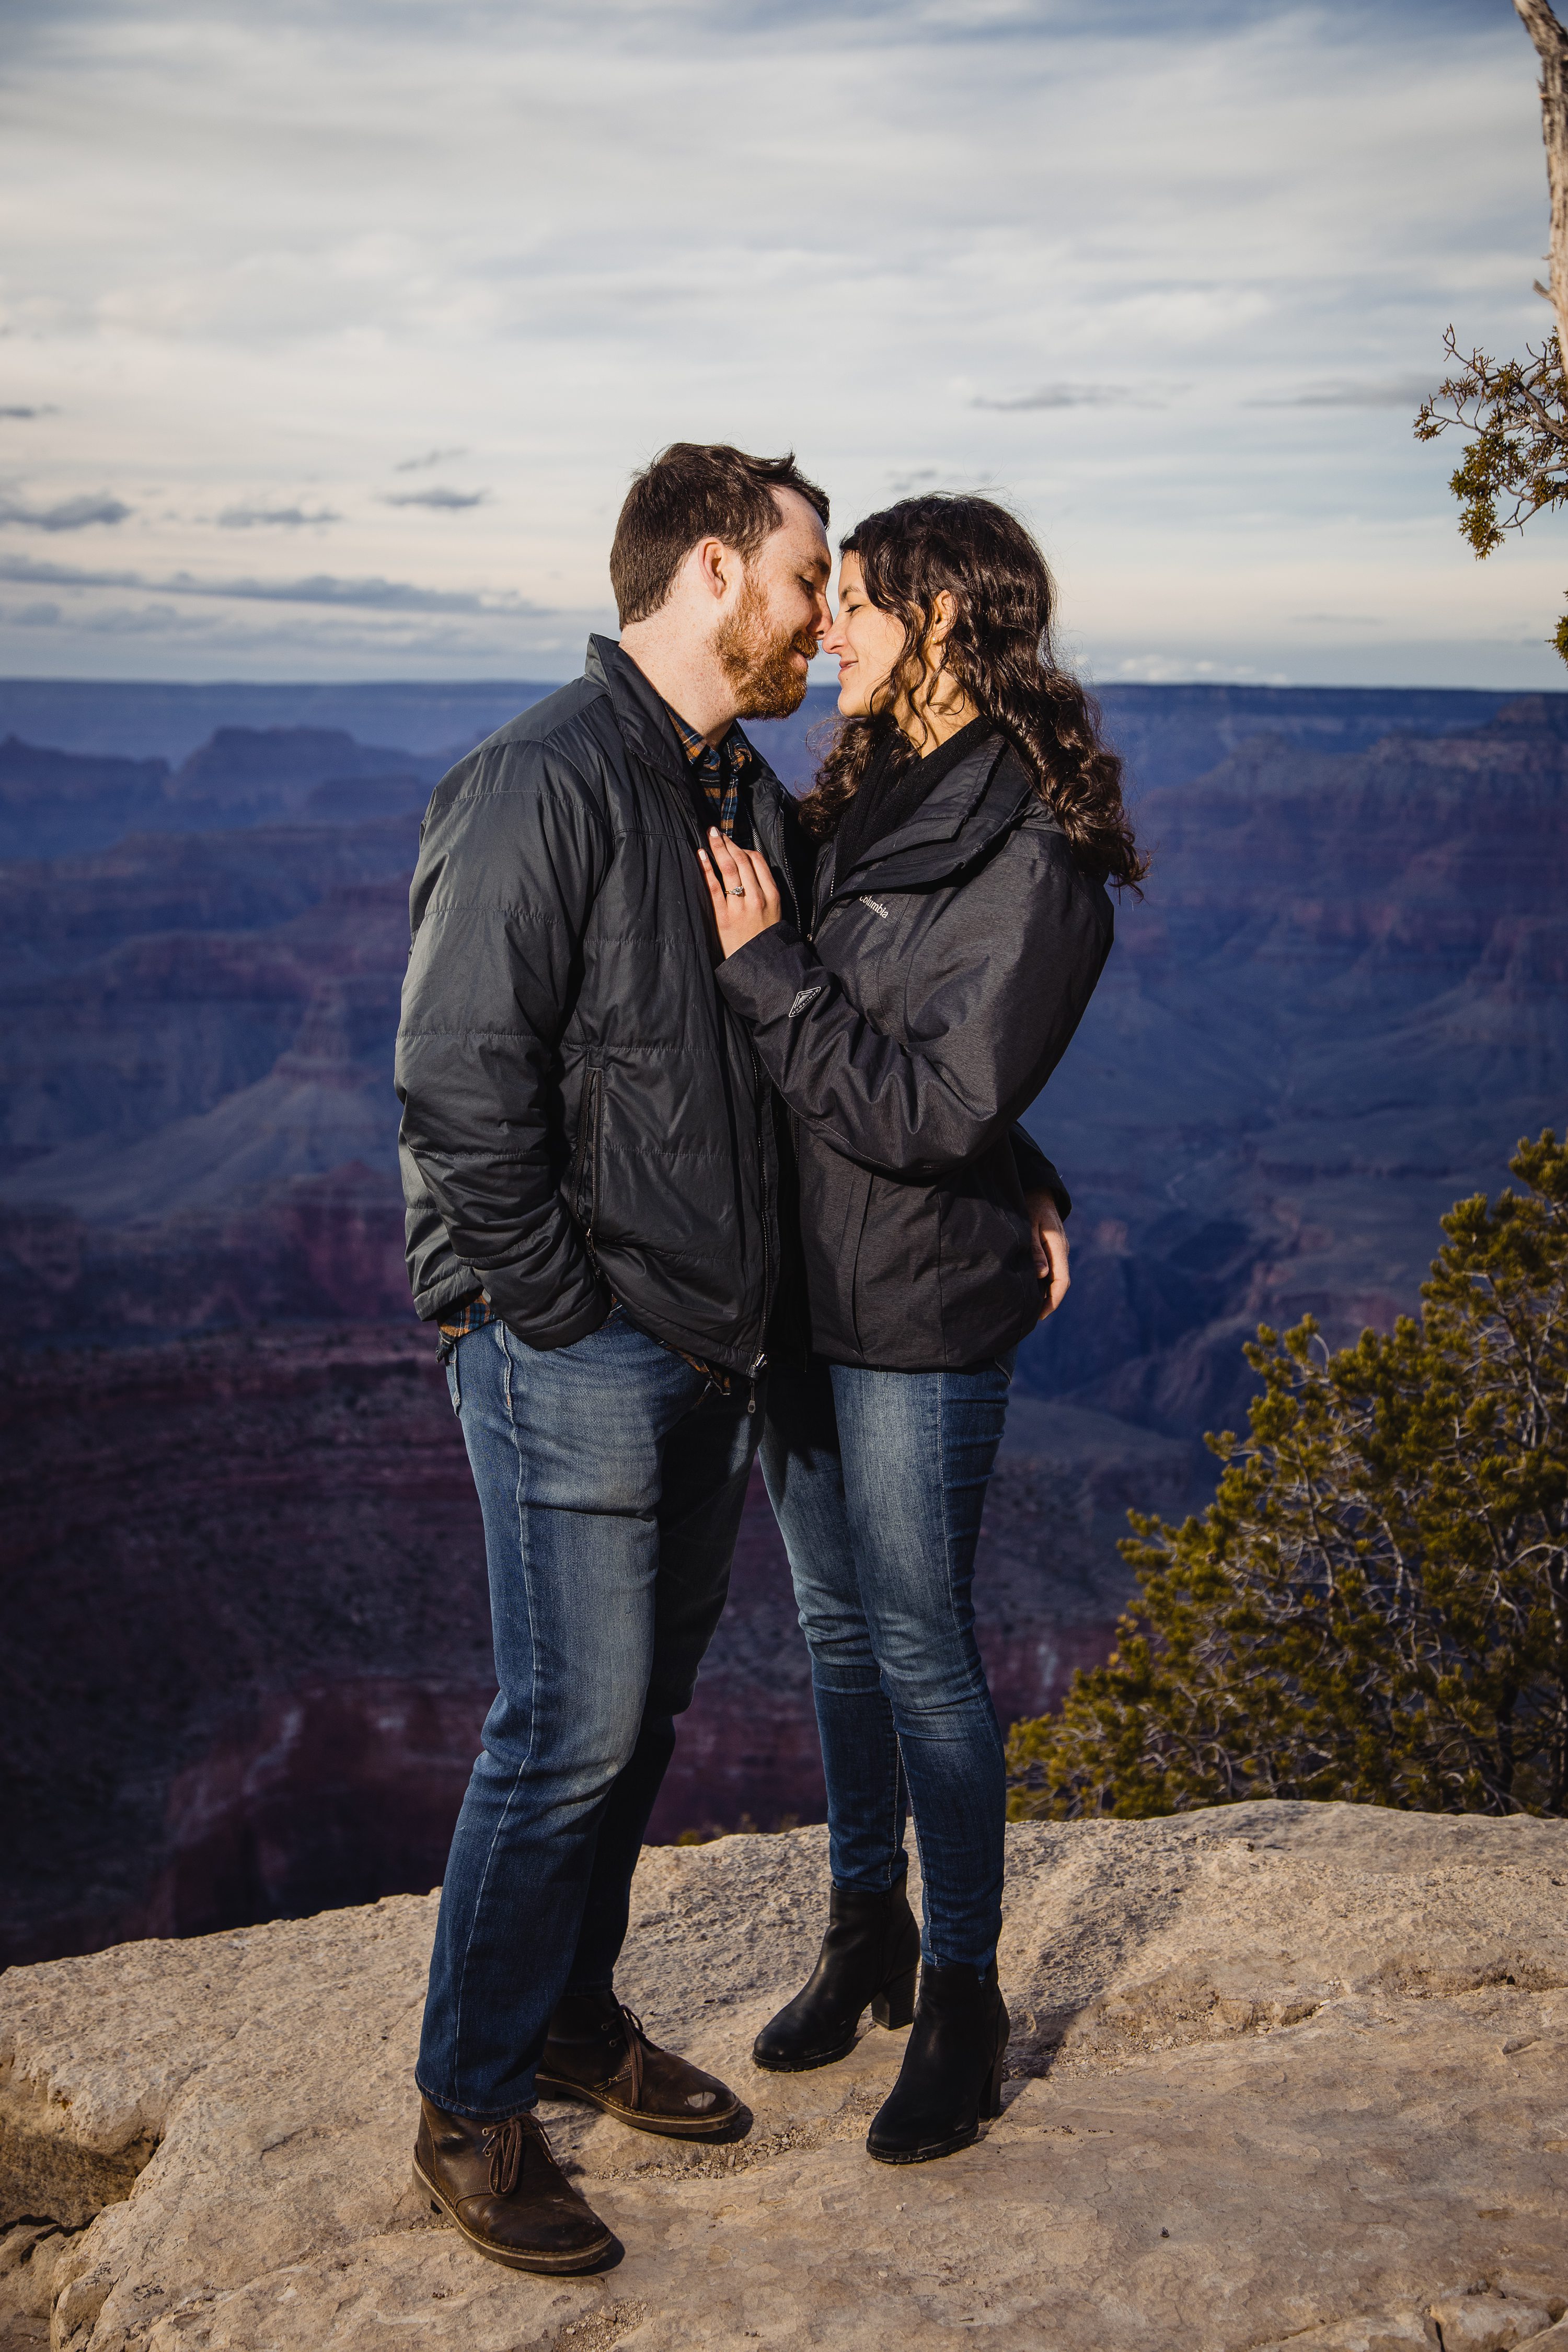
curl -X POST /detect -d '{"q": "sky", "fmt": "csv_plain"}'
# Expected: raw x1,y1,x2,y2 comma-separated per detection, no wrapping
0,0,1562,689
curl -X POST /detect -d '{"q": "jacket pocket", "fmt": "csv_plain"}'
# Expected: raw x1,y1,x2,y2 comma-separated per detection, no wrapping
851,1172,943,1366
845,1165,875,1361
798,1147,870,1363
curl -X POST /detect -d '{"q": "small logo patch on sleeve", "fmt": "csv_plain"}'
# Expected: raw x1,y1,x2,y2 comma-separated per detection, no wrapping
787,986,824,1018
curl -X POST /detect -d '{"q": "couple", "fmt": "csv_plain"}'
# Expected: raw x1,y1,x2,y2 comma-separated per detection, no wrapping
394,441,1142,2274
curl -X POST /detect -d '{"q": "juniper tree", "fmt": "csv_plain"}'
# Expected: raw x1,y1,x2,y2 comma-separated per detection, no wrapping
1006,1132,1568,1821
1415,3,1568,660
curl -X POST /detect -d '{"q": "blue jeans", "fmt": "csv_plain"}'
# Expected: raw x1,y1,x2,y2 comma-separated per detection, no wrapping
759,1356,1013,1973
417,1309,760,2119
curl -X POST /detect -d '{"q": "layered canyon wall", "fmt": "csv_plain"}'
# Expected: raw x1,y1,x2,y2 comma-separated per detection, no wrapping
3,684,1564,1963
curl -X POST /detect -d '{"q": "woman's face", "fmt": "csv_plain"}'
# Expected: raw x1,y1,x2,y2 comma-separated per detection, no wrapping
821,554,907,720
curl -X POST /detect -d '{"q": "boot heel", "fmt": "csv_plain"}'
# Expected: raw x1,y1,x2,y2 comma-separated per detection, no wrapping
871,1965,917,2030
980,2042,1006,2120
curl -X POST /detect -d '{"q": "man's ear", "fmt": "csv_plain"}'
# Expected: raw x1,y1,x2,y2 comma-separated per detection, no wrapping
692,535,735,603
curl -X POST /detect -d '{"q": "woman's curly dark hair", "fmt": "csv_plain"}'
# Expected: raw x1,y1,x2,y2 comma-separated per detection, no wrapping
798,493,1145,891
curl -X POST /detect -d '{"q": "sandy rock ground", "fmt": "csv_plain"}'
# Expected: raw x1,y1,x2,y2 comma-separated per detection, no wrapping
2,1801,1566,2351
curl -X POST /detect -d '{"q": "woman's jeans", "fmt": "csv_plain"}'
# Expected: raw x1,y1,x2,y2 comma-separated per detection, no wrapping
759,1354,1013,1974
417,1309,759,2120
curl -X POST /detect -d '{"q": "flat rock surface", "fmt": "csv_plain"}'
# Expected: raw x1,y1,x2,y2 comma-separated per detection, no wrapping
3,1801,1567,2350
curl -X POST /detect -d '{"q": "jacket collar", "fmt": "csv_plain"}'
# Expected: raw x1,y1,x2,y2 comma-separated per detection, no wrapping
824,730,1039,904
583,634,783,810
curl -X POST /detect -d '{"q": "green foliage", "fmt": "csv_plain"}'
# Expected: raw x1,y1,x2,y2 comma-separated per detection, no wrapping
1007,1133,1568,1822
1414,329,1568,661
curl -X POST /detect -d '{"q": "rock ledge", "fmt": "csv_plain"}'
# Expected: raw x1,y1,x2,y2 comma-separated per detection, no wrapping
3,1801,1566,2351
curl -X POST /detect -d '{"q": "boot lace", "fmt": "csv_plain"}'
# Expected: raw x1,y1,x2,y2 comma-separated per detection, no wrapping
481,2114,525,2195
613,2005,648,2111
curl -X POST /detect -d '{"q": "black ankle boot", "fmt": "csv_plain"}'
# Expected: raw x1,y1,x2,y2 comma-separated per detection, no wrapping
865,1961,1009,2164
752,1878,920,2072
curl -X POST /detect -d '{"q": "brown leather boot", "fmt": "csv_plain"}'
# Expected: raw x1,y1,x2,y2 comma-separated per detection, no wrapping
413,2095,616,2273
536,1990,746,2140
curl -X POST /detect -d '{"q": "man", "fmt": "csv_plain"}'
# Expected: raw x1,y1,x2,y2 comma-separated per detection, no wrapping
395,444,834,2273
395,443,1070,2274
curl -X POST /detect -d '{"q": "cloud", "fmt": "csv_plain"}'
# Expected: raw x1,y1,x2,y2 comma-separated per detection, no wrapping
973,385,1166,411
0,552,551,615
1247,377,1441,409
0,0,1556,685
216,503,343,527
1099,653,1291,685
381,486,489,510
0,492,132,531
0,406,56,420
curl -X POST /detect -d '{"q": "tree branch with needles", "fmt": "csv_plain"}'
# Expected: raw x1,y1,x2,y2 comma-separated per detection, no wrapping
1412,4,1568,661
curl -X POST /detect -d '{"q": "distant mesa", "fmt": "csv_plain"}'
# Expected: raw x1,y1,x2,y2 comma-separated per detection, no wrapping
166,725,435,809
0,724,444,858
0,733,169,860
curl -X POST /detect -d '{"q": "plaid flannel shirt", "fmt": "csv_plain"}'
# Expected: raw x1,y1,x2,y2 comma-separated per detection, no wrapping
663,705,757,839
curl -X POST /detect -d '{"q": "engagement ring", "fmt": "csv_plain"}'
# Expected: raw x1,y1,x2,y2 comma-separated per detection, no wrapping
729,886,746,898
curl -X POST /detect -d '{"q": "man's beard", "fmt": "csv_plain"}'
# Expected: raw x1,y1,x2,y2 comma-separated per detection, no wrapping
714,573,816,719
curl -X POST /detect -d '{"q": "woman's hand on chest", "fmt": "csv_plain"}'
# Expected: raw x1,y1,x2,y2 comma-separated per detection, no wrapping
699,827,783,959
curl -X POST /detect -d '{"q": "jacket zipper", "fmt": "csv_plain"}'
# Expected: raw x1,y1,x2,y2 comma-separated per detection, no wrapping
655,753,788,1388
573,1067,602,1259
747,1063,773,1411
745,783,802,1403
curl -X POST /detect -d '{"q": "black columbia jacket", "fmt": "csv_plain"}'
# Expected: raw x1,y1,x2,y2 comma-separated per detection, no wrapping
395,636,802,1378
717,729,1113,1371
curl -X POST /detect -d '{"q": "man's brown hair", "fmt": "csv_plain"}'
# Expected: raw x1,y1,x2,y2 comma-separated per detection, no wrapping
609,443,829,627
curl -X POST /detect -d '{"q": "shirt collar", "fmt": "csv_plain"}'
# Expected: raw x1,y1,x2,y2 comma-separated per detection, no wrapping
663,702,755,773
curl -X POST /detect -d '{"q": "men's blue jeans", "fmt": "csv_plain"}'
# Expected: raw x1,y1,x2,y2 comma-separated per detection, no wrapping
759,1355,1013,1974
417,1308,759,2120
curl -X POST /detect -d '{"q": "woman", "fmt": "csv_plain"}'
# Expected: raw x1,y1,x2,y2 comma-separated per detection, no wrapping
698,493,1142,2165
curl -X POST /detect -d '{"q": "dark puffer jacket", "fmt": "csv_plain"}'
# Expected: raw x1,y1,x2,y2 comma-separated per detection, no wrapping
716,728,1113,1371
395,636,802,1378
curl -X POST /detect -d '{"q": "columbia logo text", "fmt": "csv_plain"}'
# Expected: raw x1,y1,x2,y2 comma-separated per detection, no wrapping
860,896,891,919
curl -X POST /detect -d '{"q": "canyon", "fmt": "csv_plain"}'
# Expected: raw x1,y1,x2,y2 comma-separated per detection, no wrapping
2,679,1565,1964
0,1325,1187,1967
